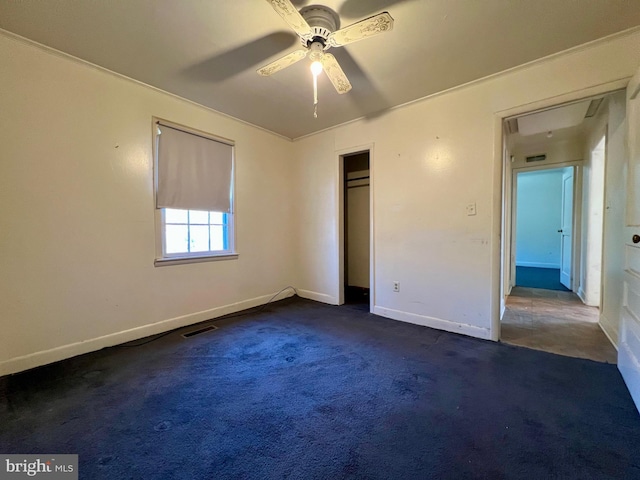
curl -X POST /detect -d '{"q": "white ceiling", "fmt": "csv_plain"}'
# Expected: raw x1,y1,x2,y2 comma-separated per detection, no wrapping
1,0,639,139
509,123,586,151
507,96,610,150
517,100,591,136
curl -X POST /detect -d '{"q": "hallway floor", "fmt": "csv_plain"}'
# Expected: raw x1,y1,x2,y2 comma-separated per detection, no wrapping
501,287,617,363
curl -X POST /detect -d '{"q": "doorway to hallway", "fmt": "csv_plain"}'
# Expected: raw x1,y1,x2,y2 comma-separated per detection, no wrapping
500,91,621,361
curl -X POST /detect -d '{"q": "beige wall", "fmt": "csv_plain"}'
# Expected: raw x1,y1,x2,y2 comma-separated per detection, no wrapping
511,138,584,169
579,108,607,306
293,29,640,340
2,28,640,375
0,34,297,375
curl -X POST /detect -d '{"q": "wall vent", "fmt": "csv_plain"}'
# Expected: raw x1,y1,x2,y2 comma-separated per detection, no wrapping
525,154,547,163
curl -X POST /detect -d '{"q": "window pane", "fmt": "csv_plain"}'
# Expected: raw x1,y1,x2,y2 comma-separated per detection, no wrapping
190,225,210,252
165,225,189,253
210,225,225,251
189,210,209,225
210,212,224,224
165,208,188,224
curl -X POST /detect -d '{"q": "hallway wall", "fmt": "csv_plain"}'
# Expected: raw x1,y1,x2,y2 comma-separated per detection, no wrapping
579,110,607,306
597,92,628,346
516,169,564,268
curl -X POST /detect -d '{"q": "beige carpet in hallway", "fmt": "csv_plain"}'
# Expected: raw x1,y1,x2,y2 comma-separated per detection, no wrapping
501,287,617,363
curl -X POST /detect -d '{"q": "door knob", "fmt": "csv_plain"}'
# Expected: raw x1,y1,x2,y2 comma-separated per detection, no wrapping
557,229,563,233
633,234,640,244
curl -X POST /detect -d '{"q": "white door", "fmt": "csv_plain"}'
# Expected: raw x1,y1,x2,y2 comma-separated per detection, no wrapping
619,65,640,412
560,169,574,289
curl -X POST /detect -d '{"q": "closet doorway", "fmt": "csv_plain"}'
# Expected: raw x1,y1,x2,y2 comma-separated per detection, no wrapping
343,151,370,308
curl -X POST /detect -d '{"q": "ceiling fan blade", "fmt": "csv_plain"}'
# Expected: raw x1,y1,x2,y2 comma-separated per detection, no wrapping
264,0,312,40
257,49,308,76
184,32,298,83
322,53,352,94
327,12,394,47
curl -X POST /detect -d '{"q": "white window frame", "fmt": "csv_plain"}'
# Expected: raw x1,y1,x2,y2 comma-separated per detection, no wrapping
153,118,237,266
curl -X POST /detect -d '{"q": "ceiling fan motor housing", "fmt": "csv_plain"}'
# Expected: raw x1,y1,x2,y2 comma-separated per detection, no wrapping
300,6,340,48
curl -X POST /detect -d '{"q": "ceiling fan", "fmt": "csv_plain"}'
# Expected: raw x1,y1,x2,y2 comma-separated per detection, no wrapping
258,0,394,115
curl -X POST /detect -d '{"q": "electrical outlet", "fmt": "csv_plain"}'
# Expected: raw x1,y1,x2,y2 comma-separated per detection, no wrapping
393,281,400,292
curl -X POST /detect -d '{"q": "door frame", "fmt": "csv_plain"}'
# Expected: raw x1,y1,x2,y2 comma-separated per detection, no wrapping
619,66,640,412
560,167,575,290
337,144,375,312
510,163,580,293
597,127,609,311
492,79,629,341
579,125,608,306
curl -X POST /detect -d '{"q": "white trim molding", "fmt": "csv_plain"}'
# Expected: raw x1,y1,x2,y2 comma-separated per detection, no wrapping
373,306,492,340
598,313,619,350
577,287,587,303
515,262,561,269
297,289,339,305
0,290,295,377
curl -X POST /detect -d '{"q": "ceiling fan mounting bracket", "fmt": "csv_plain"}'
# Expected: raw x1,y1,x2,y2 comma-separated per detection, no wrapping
299,5,340,49
306,36,326,48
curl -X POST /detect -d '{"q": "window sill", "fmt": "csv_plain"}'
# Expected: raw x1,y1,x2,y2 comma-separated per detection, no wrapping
154,253,238,267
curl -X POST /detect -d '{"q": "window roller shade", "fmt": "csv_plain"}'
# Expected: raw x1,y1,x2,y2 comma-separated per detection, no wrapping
157,124,233,213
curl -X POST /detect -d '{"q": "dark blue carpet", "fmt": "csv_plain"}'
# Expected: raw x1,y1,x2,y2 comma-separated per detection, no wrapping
1,297,639,479
516,266,570,291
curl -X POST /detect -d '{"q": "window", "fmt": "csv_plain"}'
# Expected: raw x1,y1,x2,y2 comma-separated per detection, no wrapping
154,119,236,265
162,209,232,256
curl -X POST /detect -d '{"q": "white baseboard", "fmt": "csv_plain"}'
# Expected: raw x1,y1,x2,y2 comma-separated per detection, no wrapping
577,287,587,303
577,288,599,307
0,290,295,377
618,313,640,414
598,313,619,350
372,306,492,340
515,262,561,269
297,289,338,305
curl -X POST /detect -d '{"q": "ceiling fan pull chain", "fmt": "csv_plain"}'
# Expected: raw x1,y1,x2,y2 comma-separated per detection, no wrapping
313,74,319,118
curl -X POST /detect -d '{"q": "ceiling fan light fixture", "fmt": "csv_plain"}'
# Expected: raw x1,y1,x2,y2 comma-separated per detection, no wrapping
310,60,323,76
